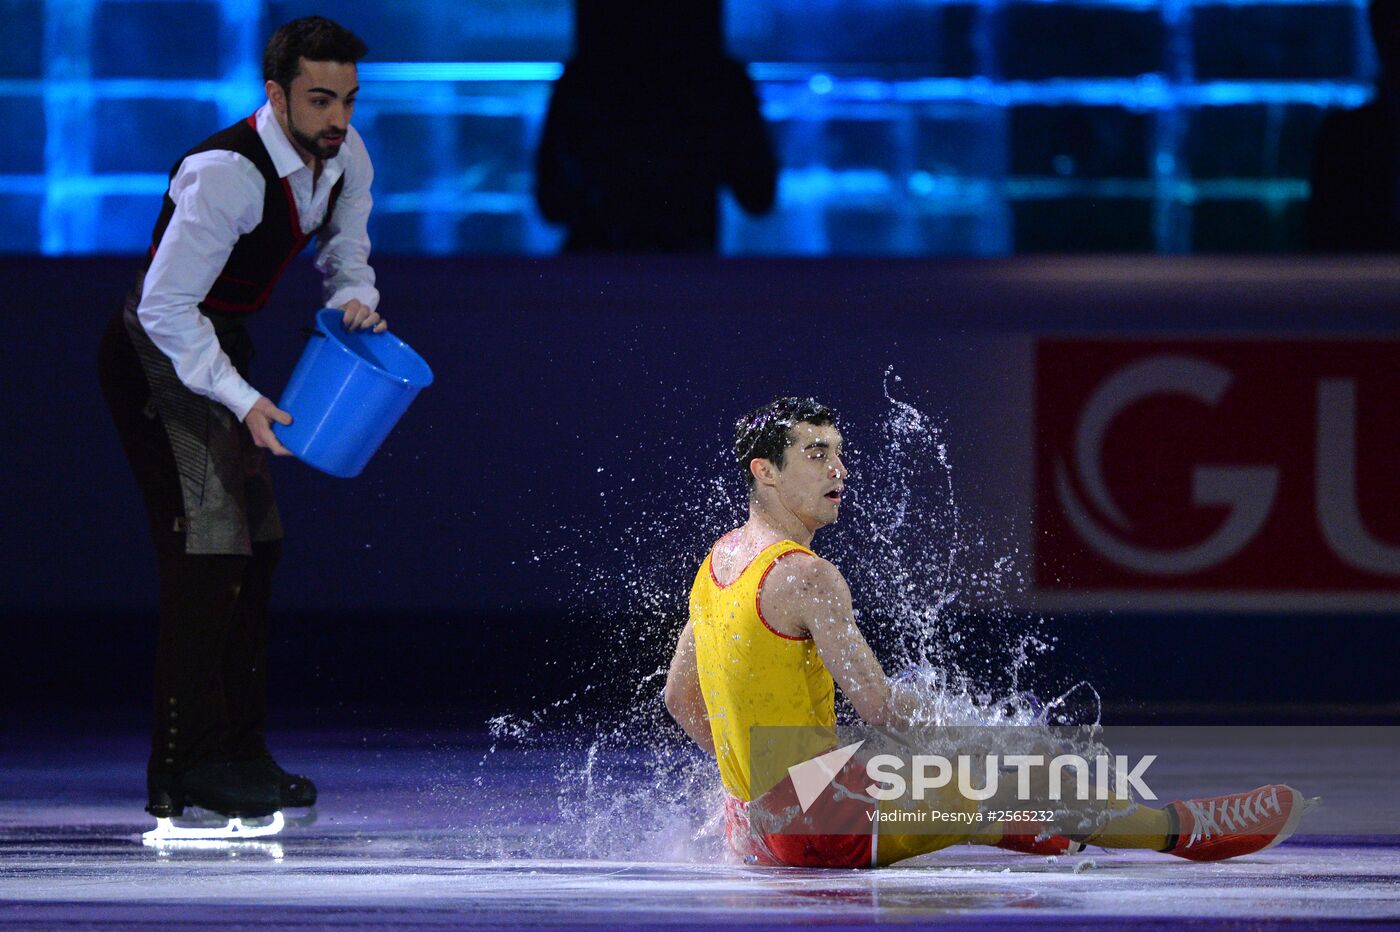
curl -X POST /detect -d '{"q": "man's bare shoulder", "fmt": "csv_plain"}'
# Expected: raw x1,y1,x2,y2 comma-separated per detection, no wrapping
760,551,851,608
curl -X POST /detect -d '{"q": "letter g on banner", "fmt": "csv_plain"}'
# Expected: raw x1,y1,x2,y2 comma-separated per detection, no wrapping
1054,355,1279,575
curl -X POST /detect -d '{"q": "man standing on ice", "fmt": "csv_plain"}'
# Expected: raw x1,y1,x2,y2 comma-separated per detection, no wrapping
665,396,1311,867
98,17,383,831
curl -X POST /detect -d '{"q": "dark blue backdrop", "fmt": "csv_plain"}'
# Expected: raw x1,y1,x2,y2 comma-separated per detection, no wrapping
7,256,1399,721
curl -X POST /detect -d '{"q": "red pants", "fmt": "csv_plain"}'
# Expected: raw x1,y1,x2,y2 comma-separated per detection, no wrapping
724,795,874,868
723,756,877,869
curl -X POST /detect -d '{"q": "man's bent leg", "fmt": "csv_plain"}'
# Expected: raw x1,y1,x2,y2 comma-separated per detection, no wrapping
224,538,280,761
220,537,317,809
151,546,247,774
99,311,253,788
871,779,981,867
1080,796,1171,851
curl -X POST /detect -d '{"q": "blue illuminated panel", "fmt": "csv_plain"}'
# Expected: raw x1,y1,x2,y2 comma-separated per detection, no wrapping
0,0,1377,255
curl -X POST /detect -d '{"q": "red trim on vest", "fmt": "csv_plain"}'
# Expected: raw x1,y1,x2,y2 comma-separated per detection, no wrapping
261,235,311,304
206,244,308,314
756,549,814,642
199,293,260,314
244,113,258,129
204,176,313,314
216,273,262,287
706,530,744,589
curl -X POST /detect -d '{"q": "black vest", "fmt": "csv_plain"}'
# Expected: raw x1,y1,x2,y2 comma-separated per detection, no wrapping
139,114,346,315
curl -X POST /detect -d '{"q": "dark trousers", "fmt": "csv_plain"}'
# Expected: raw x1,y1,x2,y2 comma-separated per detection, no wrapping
97,311,279,776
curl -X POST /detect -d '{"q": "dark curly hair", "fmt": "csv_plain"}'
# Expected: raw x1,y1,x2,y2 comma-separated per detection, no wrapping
734,397,838,490
263,17,368,90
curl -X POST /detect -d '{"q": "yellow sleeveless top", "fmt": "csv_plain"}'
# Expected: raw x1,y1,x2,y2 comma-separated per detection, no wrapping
689,538,836,801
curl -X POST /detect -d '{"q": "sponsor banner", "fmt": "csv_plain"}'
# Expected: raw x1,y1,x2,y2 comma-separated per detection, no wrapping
748,725,1400,839
1034,339,1400,610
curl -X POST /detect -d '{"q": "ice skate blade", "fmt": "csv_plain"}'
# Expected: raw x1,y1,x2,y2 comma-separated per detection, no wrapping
142,810,284,844
284,806,317,829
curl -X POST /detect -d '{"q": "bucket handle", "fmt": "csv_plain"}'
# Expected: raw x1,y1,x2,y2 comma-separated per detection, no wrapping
300,326,326,341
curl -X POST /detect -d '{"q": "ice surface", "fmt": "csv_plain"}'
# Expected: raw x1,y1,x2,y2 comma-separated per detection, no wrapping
2,730,1398,928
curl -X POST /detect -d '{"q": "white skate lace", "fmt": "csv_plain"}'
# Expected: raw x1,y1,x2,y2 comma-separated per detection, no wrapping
1184,786,1282,847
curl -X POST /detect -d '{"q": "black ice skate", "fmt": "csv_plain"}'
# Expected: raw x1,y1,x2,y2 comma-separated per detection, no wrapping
247,754,318,827
143,761,284,843
248,755,317,807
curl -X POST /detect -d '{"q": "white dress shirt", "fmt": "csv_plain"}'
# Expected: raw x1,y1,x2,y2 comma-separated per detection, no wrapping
136,102,379,422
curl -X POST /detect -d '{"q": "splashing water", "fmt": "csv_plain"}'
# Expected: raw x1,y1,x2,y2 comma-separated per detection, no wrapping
825,366,964,674
471,372,1108,861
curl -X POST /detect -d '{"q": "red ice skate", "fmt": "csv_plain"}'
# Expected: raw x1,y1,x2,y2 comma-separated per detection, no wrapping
1166,784,1316,862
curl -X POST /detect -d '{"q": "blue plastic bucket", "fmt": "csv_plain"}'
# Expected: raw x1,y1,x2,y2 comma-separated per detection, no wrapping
273,308,434,478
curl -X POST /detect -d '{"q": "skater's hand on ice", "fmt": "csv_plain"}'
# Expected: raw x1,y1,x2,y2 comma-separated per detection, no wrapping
340,299,387,334
245,396,293,456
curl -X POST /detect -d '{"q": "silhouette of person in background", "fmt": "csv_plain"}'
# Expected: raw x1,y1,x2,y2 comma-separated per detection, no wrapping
1306,0,1400,251
534,0,777,253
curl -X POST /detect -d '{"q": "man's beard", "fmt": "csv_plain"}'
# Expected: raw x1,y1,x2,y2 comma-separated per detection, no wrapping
287,107,343,161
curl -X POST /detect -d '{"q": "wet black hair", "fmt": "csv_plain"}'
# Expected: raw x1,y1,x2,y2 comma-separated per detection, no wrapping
734,396,838,490
263,17,368,90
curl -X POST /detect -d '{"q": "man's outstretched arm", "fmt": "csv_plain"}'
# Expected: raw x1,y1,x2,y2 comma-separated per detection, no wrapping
664,619,716,756
761,554,918,728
